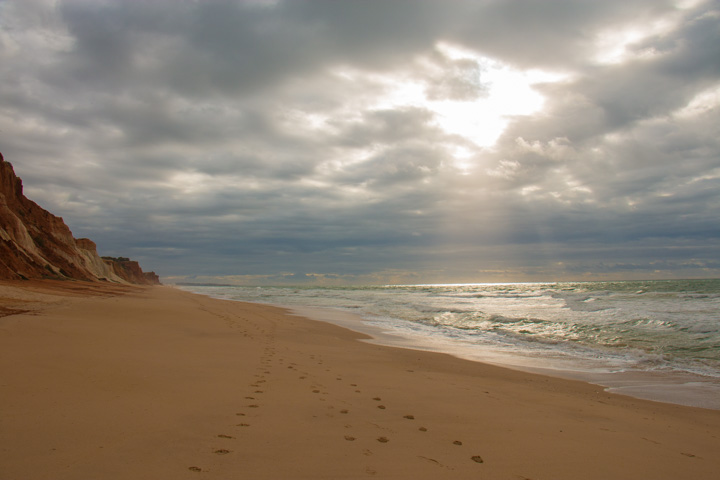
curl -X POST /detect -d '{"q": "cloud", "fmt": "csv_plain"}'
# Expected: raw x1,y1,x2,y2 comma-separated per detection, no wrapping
0,0,718,283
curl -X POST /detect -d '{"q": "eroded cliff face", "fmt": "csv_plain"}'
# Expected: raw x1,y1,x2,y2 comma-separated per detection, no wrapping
0,152,160,284
101,256,161,285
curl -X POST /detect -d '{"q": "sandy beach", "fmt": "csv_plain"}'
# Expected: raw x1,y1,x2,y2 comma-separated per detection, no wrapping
1,282,719,479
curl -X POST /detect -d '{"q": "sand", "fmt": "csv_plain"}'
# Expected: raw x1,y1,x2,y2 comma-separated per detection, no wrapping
1,281,719,479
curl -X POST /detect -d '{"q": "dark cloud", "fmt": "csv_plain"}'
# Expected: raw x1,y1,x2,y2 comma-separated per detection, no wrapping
1,0,718,283
448,0,679,67
331,107,438,147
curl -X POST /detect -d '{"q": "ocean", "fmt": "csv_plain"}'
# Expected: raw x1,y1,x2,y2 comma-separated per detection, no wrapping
179,279,720,409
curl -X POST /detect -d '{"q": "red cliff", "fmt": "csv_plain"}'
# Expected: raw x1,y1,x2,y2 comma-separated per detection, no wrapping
101,256,161,285
0,152,160,284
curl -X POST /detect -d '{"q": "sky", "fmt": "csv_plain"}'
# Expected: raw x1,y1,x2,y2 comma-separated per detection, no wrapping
1,0,719,285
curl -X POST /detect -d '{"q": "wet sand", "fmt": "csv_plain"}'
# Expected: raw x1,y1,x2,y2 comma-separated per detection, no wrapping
1,281,719,479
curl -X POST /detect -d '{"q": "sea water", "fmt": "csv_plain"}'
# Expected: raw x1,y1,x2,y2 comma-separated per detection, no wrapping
179,279,720,409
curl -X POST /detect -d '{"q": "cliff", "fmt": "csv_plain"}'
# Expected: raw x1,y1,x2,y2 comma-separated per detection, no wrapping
0,152,160,284
101,256,161,285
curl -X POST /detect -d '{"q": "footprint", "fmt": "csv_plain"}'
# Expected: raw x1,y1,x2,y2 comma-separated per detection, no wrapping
236,423,250,427
453,440,463,446
247,405,260,408
344,435,356,441
218,434,234,439
340,409,349,414
214,449,231,455
471,455,484,463
373,397,382,401
419,427,428,432
377,437,389,443
377,405,386,410
403,415,415,420
188,466,202,472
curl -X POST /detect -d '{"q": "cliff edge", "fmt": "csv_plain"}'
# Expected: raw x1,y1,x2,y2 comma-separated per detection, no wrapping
0,152,160,284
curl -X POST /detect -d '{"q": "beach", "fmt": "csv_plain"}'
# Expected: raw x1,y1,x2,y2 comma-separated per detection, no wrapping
2,282,720,479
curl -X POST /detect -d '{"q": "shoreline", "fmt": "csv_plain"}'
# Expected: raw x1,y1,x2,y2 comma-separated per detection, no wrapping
177,282,720,411
2,281,720,479
285,304,720,411
202,300,720,411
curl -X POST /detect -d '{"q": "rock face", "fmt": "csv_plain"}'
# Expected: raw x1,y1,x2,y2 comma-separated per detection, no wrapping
0,152,160,284
101,256,161,285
